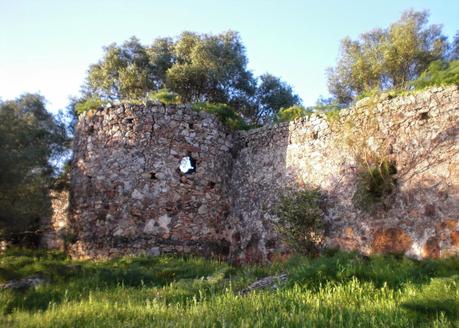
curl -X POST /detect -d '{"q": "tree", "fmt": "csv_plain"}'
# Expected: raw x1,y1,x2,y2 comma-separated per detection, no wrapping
85,36,155,100
411,60,459,89
166,31,257,109
147,37,175,87
0,94,68,244
327,10,448,105
255,73,301,123
449,30,459,61
80,31,299,123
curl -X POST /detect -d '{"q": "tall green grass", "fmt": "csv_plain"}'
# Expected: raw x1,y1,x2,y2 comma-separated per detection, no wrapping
0,249,458,327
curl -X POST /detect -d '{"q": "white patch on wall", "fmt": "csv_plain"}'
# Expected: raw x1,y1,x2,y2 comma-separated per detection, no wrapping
179,156,196,174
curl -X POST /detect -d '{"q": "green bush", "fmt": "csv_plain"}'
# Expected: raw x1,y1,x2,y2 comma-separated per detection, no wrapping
147,88,181,105
353,160,397,210
75,96,103,115
275,188,325,256
275,105,310,122
192,102,249,130
319,108,341,124
412,60,459,89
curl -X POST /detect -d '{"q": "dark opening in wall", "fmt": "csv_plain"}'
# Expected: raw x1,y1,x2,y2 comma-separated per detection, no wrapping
207,181,216,189
149,172,157,180
188,123,194,129
419,112,429,120
179,156,196,174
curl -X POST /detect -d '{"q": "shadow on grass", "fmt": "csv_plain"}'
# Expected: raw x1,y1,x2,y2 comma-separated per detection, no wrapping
401,275,459,321
0,249,233,313
284,251,459,290
1,248,458,318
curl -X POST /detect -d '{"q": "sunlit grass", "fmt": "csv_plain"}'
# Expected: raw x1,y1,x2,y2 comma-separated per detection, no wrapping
0,248,457,327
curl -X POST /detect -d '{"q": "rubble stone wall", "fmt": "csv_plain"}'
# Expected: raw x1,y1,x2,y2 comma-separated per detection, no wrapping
40,190,69,250
229,86,459,262
49,85,458,262
68,104,234,259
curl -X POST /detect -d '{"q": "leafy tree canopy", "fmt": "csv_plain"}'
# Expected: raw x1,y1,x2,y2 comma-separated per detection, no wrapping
256,73,301,124
327,10,449,105
0,94,68,243
81,31,300,123
412,59,459,89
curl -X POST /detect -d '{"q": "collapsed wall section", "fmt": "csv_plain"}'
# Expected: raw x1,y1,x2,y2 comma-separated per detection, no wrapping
69,104,234,258
229,86,459,262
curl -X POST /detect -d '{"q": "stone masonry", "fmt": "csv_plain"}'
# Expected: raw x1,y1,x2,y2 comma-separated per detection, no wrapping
44,86,459,263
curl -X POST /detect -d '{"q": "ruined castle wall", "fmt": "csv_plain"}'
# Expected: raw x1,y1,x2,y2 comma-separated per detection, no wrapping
69,104,234,258
229,85,459,262
59,86,459,262
40,190,69,250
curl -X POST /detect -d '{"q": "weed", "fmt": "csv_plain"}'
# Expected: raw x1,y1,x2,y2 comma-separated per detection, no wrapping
275,188,325,256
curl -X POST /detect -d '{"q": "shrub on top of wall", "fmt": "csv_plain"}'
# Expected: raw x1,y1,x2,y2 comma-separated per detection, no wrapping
146,88,181,105
276,105,311,122
275,188,325,256
75,96,104,115
412,60,459,90
192,102,249,130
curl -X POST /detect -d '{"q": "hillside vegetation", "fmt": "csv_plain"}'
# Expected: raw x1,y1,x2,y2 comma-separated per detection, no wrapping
0,249,458,327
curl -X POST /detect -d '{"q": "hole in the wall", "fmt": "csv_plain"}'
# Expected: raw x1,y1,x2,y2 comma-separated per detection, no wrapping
207,181,216,189
419,112,429,120
125,118,134,124
150,172,157,180
188,123,194,129
88,126,94,135
179,156,196,174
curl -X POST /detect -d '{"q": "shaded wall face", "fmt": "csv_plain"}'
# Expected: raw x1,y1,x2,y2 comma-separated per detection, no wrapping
229,86,459,262
69,104,234,258
40,190,69,250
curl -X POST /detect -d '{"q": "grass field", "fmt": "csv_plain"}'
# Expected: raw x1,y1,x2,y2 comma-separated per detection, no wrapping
0,248,458,327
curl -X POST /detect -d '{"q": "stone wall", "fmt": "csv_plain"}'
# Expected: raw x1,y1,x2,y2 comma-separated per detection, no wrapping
229,85,459,262
40,190,69,250
61,85,459,262
68,104,234,259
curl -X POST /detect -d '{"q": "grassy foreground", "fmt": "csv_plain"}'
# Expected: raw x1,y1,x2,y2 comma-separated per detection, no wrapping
0,249,458,327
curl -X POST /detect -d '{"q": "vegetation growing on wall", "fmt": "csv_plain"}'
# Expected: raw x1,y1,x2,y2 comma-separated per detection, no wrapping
275,188,325,255
74,96,104,115
146,88,181,105
275,105,310,122
325,96,399,211
192,102,249,130
353,160,398,211
412,60,459,89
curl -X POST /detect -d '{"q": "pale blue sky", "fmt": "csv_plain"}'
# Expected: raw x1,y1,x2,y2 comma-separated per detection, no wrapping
1,0,458,113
